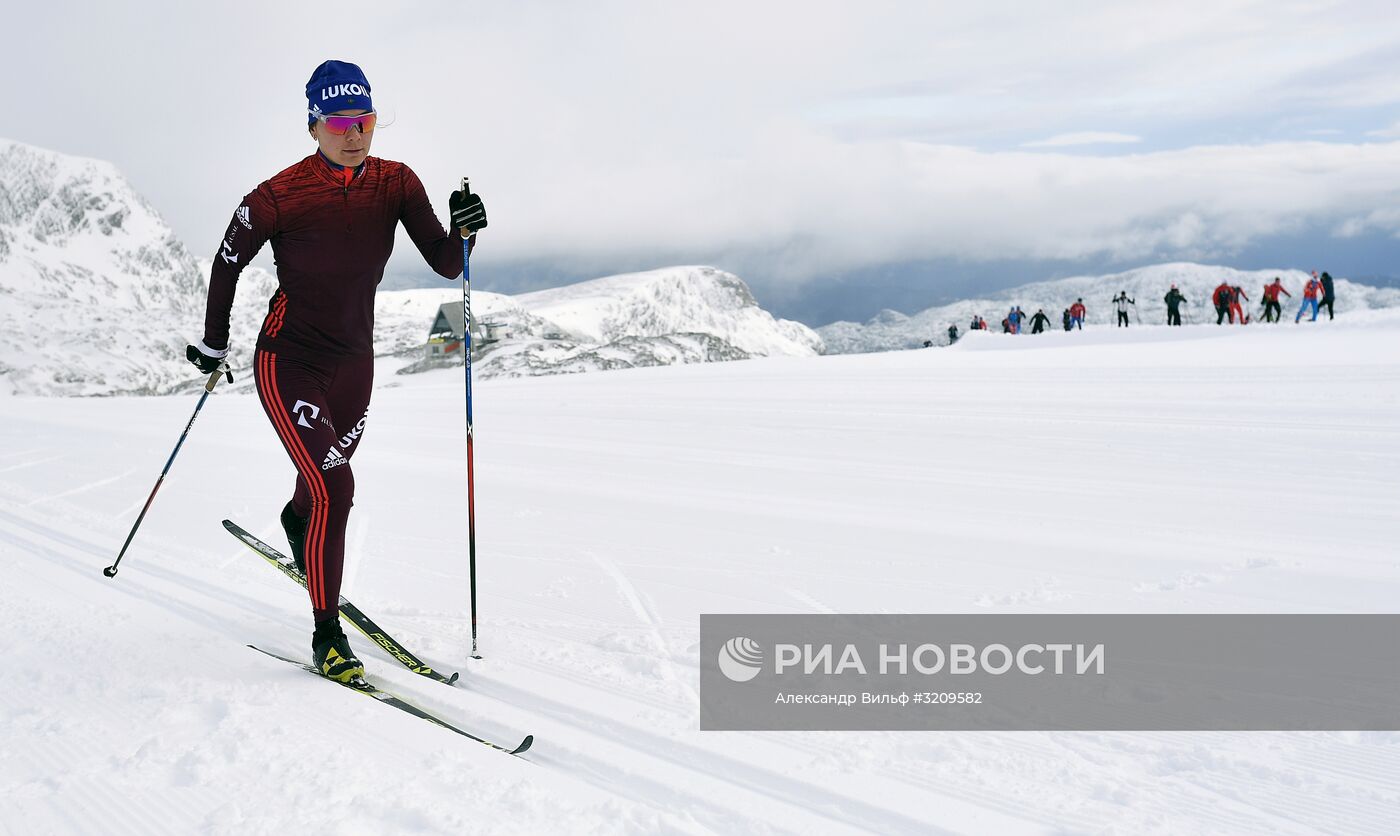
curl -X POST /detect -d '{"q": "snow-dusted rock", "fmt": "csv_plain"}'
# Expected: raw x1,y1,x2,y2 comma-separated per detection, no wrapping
0,139,207,396
378,266,823,379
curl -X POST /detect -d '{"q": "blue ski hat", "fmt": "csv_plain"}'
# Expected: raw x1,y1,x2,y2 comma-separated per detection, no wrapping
306,60,373,123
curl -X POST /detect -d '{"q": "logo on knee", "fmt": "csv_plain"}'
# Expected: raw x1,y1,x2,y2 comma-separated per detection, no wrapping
322,445,348,471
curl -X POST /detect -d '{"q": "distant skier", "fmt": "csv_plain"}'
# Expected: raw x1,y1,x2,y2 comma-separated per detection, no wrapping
1212,281,1234,324
969,315,981,331
1069,299,1086,330
1007,306,1028,335
1164,284,1188,326
1062,308,1072,331
1229,285,1248,325
185,60,488,683
1001,317,1012,333
1029,308,1051,334
947,324,959,344
1296,273,1326,323
1112,291,1135,327
1261,277,1290,323
1319,271,1336,320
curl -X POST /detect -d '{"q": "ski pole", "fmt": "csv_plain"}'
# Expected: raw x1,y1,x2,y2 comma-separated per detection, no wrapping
459,176,482,659
105,364,231,578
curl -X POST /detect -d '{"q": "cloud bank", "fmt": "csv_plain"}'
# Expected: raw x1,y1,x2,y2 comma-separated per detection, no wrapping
476,136,1400,281
4,1,1400,287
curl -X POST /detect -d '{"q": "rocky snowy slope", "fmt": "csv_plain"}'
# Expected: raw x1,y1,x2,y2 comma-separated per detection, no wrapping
224,265,822,384
377,266,823,379
0,139,207,396
0,140,819,396
818,263,1400,353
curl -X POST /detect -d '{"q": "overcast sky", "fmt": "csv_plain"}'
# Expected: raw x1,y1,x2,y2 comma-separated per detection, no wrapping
7,1,1400,322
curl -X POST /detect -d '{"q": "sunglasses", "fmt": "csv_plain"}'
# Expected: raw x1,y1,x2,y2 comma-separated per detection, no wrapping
311,110,377,135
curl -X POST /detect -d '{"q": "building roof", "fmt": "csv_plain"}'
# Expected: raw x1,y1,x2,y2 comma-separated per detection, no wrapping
432,302,465,339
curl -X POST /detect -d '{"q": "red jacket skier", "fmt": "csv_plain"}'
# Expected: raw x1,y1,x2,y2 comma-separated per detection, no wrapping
1229,285,1248,325
1262,279,1290,301
1261,278,1290,322
185,61,489,683
1068,300,1086,329
1296,274,1326,322
1212,282,1234,324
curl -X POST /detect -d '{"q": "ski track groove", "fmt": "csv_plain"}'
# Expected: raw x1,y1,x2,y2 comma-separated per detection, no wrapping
0,510,302,635
244,632,927,833
586,550,700,705
21,467,139,508
464,676,968,836
423,625,1000,832
0,453,68,474
473,643,1144,833
1077,731,1400,833
0,507,419,686
767,726,1400,835
0,447,47,463
507,654,689,716
786,589,837,613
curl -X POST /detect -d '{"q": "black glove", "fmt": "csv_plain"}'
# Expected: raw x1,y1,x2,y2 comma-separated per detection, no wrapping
449,189,488,232
186,341,227,375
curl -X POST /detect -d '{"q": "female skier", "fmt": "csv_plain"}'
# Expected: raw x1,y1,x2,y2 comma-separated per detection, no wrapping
185,60,488,682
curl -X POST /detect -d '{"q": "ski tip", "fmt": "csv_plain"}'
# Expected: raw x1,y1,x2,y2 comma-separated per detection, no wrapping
511,735,534,755
447,672,460,685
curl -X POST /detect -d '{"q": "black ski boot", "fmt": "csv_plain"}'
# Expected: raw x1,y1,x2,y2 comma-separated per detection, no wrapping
312,618,365,683
280,501,308,575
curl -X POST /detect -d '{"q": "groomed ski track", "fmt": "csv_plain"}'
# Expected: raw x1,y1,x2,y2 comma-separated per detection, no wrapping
2,311,1398,834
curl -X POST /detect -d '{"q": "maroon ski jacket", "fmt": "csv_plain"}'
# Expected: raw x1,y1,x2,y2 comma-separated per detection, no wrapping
202,154,463,359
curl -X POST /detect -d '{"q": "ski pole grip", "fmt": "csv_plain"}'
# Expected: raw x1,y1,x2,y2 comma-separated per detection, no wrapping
204,364,231,392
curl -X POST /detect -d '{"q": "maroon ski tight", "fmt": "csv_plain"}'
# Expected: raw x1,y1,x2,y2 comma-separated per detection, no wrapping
253,349,373,622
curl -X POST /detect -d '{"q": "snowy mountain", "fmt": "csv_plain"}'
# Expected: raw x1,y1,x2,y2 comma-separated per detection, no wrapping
0,139,207,396
215,264,823,384
818,263,1400,353
0,140,819,396
376,266,823,379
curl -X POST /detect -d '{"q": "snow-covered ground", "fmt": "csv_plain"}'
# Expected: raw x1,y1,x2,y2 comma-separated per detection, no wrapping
2,310,1398,834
